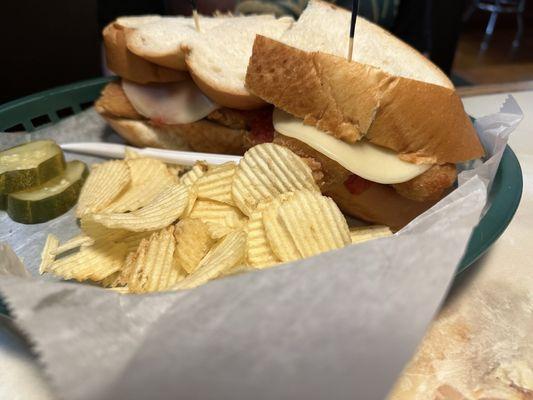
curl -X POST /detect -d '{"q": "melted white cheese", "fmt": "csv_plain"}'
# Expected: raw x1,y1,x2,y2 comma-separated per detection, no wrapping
272,108,430,184
122,79,218,124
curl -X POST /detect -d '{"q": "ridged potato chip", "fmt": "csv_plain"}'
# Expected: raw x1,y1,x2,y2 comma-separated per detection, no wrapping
180,162,208,187
189,199,246,231
182,185,198,218
104,158,176,213
39,234,59,274
205,222,237,240
220,264,255,278
264,190,350,262
76,160,130,217
51,234,95,256
167,164,184,178
90,184,189,232
246,201,281,268
124,147,141,159
45,241,128,282
172,230,246,290
128,226,179,293
103,251,137,288
232,143,319,216
195,162,237,205
100,271,121,288
80,218,152,251
350,225,392,244
174,218,215,274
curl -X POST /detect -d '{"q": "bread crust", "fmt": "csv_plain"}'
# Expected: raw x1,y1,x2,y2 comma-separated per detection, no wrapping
246,36,484,164
103,22,187,84
125,28,187,71
186,57,267,110
102,115,246,155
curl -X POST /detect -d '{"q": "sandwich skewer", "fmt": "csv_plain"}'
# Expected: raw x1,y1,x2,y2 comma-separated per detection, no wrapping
60,142,242,166
190,0,201,32
347,0,359,61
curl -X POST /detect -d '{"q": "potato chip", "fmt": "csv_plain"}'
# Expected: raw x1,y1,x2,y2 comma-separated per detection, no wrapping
174,218,215,274
51,235,95,256
232,143,319,216
167,164,184,178
90,184,189,232
45,241,128,282
128,226,179,293
180,161,208,187
100,271,122,288
246,201,281,268
80,217,127,240
76,160,130,217
350,225,392,244
189,199,246,232
172,230,246,290
124,147,141,159
195,162,237,205
182,185,198,218
220,264,255,278
104,158,176,213
104,251,137,288
107,287,130,294
264,190,350,262
39,234,59,274
205,222,237,240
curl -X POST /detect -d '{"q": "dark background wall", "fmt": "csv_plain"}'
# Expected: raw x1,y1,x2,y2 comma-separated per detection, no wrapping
0,1,100,104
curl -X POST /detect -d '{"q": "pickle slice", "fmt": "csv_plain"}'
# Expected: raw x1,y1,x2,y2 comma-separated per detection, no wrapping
7,160,88,224
0,140,66,194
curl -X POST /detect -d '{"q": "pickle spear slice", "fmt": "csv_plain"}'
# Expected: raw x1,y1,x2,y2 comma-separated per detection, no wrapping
7,160,88,224
0,140,65,194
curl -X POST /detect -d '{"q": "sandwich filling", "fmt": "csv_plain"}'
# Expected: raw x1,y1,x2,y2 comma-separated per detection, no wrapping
272,108,430,184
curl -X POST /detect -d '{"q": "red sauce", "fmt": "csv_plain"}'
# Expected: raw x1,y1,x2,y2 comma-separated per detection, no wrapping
344,174,373,195
248,107,274,144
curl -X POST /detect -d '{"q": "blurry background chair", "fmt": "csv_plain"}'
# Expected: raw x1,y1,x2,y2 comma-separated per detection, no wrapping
464,0,527,50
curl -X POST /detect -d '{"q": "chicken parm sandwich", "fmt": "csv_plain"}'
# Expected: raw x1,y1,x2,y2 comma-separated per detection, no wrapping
95,1,484,229
96,13,293,155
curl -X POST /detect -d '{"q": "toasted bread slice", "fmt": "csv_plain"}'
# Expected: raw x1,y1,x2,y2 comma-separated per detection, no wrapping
281,0,453,88
125,16,226,70
103,116,246,155
183,15,293,110
246,36,484,164
103,19,187,84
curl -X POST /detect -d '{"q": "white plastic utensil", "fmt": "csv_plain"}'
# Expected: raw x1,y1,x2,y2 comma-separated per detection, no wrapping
60,142,242,166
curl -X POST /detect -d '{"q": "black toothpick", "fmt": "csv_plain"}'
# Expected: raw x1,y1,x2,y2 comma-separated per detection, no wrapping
348,0,359,61
190,0,200,32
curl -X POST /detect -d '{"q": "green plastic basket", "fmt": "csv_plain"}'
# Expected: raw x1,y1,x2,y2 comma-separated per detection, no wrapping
0,78,523,317
0,77,114,132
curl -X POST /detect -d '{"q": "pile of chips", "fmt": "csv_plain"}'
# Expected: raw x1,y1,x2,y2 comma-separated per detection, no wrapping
39,144,392,294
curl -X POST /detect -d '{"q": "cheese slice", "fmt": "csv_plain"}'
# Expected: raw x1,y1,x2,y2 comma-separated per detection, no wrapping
122,79,219,125
273,108,430,184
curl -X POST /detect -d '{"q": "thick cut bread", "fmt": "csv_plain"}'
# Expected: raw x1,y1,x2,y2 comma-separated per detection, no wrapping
103,116,246,155
246,36,484,164
183,15,293,110
114,15,162,28
103,21,187,84
325,181,436,231
281,0,453,89
125,16,225,70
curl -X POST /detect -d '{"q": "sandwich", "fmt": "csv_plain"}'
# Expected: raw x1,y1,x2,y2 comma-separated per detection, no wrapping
95,14,293,155
242,5,484,230
96,1,484,229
